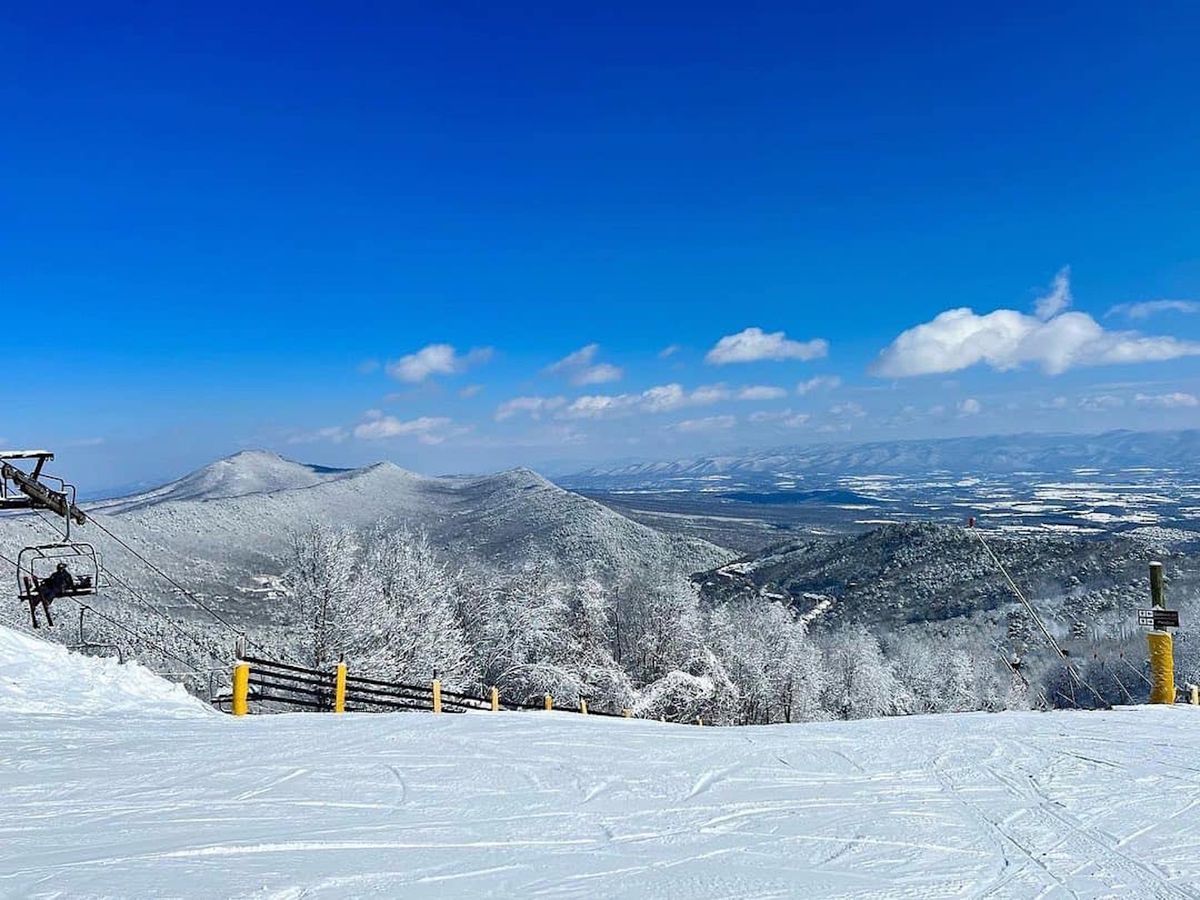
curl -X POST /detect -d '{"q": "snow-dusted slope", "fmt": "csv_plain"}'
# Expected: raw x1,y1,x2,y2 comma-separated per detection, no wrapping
1,691,1197,895
0,625,206,717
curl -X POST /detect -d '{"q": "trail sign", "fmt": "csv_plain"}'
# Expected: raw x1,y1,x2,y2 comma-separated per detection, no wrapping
1138,608,1180,629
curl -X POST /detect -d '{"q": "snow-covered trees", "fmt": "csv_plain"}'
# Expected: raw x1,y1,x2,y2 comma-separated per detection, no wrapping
281,523,359,668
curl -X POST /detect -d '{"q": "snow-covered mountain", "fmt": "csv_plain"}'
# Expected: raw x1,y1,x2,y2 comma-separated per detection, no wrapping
0,451,734,625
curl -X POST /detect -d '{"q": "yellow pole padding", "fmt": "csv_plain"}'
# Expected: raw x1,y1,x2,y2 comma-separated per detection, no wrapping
491,686,499,712
334,663,347,714
1148,631,1176,704
232,662,250,717
432,679,442,714
544,693,553,711
580,698,588,715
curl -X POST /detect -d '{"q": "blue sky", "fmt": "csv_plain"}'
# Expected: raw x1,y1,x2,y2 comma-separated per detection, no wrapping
3,2,1200,489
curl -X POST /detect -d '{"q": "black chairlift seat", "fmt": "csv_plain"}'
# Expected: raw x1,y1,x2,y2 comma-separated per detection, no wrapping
16,542,101,628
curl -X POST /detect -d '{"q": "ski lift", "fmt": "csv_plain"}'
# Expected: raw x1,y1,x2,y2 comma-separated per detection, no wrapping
2,450,98,628
17,542,101,628
67,604,124,662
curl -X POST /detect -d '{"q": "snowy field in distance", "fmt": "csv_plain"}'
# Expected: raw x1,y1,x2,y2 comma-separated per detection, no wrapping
2,629,1199,898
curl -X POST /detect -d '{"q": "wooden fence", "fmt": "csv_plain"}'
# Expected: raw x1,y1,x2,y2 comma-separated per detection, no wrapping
215,655,639,720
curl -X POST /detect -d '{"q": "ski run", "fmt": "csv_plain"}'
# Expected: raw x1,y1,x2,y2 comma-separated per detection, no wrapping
2,625,1199,899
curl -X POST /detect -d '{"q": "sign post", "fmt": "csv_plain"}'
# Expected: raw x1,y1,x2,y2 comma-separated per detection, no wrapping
1146,561,1176,704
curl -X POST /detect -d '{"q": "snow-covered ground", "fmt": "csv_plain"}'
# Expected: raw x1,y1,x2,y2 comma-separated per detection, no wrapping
3,629,1199,898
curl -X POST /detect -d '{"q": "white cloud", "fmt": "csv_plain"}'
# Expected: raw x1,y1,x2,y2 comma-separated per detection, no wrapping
1135,391,1199,409
353,413,455,444
1078,394,1124,413
1035,267,1072,320
957,397,982,416
458,384,484,399
1039,396,1068,410
749,409,810,428
386,344,493,383
737,385,788,401
874,274,1200,377
547,344,624,386
494,395,566,421
658,344,682,359
288,426,348,445
706,327,828,365
829,402,866,419
1108,300,1200,320
795,375,842,395
559,383,727,420
673,415,736,432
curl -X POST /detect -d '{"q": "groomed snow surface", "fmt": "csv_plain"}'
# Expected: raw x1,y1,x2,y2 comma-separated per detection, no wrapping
2,628,1199,899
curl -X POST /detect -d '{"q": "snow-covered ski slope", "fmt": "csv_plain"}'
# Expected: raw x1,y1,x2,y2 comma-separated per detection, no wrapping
3,628,1199,898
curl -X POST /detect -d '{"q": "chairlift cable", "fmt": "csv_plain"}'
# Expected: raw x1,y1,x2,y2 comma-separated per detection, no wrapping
969,525,1109,708
28,510,227,667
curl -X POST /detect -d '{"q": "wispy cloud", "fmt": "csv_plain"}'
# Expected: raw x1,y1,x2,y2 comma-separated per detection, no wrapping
386,344,493,383
494,395,566,421
795,375,841,395
672,414,736,432
737,385,788,400
559,383,730,419
957,397,982,416
748,409,810,427
1034,267,1072,319
458,384,484,399
658,344,682,359
353,411,456,444
1135,391,1199,409
546,344,624,386
706,327,828,365
1107,300,1200,320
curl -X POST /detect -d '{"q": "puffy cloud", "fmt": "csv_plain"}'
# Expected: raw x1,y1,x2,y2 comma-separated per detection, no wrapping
1108,300,1200,320
873,307,1200,378
560,383,727,419
1035,267,1072,320
494,395,566,421
673,415,736,432
706,327,828,365
1135,391,1199,409
957,397,982,416
795,375,842,395
547,343,624,386
737,385,788,400
353,412,455,444
386,344,493,383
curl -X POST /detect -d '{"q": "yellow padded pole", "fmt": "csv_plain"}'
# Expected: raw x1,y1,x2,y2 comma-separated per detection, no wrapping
1148,631,1176,704
579,698,588,715
432,678,442,714
334,663,347,714
232,662,250,717
491,686,499,712
544,693,553,711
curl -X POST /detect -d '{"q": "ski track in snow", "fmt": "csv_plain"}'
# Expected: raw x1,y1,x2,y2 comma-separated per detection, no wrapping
3,705,1200,898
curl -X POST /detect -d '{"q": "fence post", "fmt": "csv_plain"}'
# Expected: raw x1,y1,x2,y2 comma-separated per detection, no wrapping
334,662,347,714
696,716,703,726
232,662,250,717
491,686,499,712
544,693,553,711
432,678,442,714
1190,684,1199,706
579,698,588,715
1148,561,1176,704
623,708,632,718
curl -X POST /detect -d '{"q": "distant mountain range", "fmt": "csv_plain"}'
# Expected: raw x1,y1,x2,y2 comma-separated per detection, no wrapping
558,430,1200,491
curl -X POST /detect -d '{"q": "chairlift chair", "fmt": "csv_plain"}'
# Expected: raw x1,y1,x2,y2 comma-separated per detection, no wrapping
17,542,101,628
